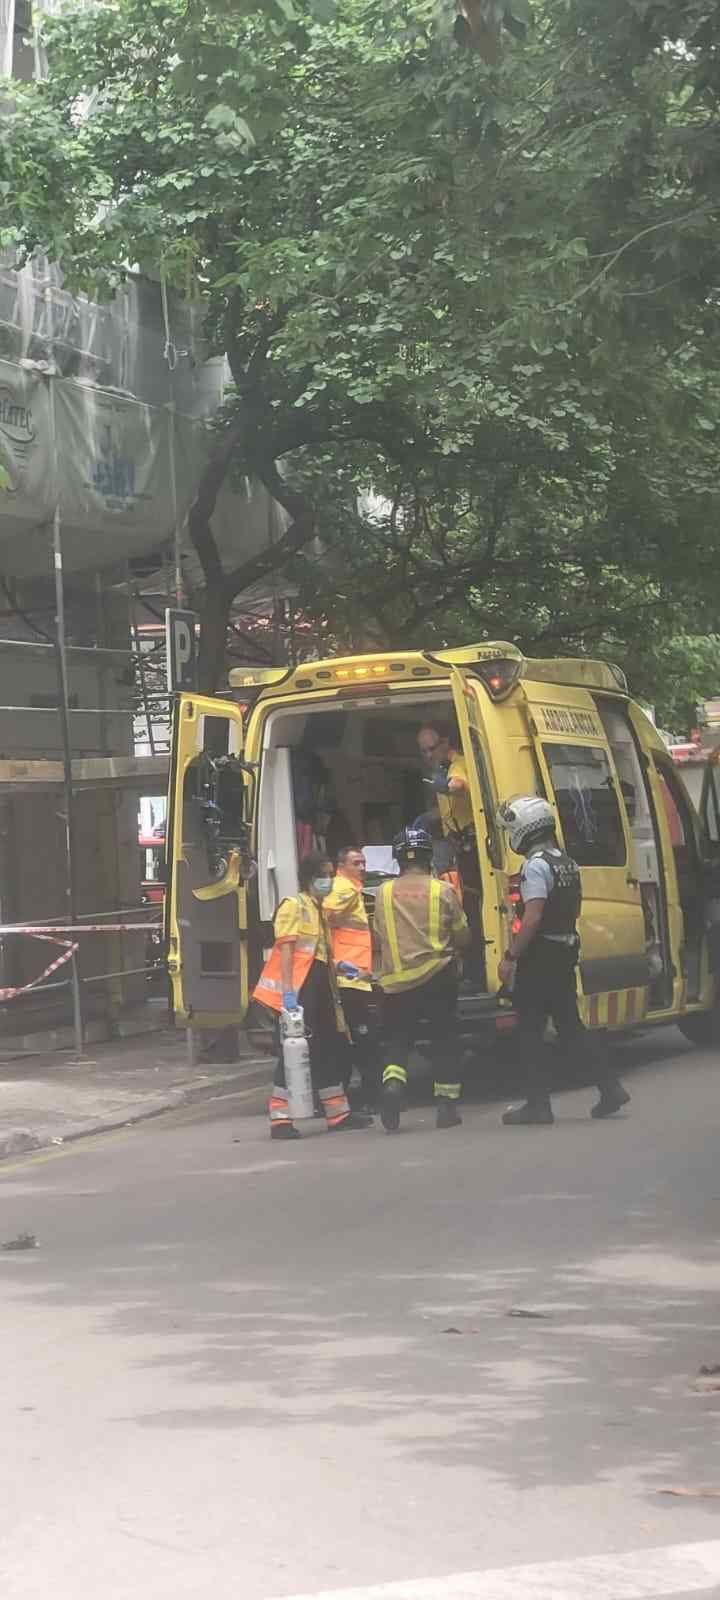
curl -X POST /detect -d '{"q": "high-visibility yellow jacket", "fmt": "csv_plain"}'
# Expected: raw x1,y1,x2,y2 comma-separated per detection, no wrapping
323,871,372,991
437,752,473,835
253,892,328,1012
373,873,469,993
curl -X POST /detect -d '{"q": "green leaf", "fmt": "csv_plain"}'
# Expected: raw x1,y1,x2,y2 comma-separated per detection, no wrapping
204,104,237,132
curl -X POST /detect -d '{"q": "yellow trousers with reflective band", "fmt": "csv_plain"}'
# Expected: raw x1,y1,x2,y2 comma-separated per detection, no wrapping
381,966,461,1102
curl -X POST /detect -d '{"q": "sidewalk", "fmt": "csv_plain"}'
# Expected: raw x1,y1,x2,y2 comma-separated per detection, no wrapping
0,1028,271,1160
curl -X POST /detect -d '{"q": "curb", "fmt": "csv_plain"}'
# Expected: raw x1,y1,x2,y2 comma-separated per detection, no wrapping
0,1059,270,1163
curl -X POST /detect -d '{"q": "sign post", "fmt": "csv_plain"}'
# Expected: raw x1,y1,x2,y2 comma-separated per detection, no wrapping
165,608,198,693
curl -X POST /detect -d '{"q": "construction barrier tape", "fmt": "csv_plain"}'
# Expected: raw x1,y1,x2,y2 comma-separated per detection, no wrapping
0,924,161,1003
0,923,160,935
0,934,79,1003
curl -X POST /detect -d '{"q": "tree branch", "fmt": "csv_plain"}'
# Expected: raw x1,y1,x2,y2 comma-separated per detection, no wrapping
223,508,316,602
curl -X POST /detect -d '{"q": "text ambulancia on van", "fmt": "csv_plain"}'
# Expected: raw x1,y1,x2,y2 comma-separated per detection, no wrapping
164,642,720,1052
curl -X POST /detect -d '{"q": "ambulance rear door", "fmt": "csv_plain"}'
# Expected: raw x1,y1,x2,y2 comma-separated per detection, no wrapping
526,691,650,1020
446,666,506,992
165,693,251,1029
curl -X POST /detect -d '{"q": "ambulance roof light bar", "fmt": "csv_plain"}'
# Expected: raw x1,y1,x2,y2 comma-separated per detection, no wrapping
228,645,629,699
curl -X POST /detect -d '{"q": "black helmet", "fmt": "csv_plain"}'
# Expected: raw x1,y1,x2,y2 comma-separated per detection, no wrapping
392,826,433,867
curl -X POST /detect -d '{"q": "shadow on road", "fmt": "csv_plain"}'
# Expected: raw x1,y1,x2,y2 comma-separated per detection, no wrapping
2,1028,719,1509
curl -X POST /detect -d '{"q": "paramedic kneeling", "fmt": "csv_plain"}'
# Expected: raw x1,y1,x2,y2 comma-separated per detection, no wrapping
496,797,631,1127
374,827,470,1134
253,852,373,1140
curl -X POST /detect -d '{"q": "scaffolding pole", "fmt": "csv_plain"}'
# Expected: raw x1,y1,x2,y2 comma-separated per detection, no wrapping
47,372,85,1059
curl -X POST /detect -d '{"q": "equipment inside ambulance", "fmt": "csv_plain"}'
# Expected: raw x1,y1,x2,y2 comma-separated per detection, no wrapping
165,642,720,1052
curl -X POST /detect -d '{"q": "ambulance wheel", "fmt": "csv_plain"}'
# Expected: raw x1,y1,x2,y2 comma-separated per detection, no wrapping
677,1010,720,1048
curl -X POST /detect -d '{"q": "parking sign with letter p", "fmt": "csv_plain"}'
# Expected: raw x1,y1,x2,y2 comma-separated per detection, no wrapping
165,609,198,693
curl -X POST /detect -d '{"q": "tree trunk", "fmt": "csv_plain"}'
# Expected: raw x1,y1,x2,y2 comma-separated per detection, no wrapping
197,581,232,695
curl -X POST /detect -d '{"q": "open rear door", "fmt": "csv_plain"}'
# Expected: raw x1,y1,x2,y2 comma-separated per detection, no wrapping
447,667,506,992
526,691,649,1019
165,693,250,1029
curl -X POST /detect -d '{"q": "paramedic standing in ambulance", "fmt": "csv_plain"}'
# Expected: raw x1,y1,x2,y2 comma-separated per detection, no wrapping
323,846,379,1111
416,722,484,983
253,852,373,1140
374,827,470,1133
497,796,631,1126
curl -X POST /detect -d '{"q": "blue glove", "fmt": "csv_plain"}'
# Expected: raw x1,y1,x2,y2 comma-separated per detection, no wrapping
282,990,299,1011
426,768,450,794
337,961,359,980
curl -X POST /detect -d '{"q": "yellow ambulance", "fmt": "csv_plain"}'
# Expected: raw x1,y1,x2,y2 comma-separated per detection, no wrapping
165,641,720,1049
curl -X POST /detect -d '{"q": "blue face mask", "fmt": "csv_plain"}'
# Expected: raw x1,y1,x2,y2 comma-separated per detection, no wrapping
312,876,333,899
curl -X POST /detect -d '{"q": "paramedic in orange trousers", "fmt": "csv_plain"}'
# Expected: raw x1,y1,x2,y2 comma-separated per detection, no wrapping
323,846,379,1111
253,852,373,1140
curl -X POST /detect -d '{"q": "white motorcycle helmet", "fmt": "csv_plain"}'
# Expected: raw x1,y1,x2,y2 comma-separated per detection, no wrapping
497,795,556,855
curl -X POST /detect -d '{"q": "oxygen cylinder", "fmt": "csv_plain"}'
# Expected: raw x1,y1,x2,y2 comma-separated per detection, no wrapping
280,1005,314,1119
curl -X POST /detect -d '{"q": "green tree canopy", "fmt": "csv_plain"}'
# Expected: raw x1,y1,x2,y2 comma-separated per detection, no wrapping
2,0,718,699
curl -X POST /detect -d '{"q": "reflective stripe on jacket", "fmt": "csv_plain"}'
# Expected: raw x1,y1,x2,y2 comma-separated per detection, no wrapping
374,874,469,993
253,892,326,1013
323,871,372,991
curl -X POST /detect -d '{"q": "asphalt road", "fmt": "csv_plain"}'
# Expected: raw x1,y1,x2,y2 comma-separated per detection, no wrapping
2,1028,720,1600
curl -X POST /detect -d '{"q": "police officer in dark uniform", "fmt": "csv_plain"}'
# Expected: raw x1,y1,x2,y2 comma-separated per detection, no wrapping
496,796,631,1126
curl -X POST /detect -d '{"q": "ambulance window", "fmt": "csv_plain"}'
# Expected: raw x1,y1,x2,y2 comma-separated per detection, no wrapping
542,743,626,867
655,767,690,855
594,702,654,846
203,716,230,757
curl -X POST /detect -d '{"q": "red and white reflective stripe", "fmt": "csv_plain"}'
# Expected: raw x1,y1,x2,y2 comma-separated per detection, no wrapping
269,1091,291,1124
0,935,79,1003
319,1084,350,1127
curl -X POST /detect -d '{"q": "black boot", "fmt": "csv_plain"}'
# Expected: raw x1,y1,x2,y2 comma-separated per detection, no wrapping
502,1098,554,1126
591,1080,630,1119
328,1110,374,1131
381,1079,403,1133
270,1124,301,1141
436,1097,462,1129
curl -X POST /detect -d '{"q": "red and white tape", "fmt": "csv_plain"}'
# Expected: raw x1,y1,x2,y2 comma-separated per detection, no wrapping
0,933,79,1003
0,923,161,1003
0,923,159,935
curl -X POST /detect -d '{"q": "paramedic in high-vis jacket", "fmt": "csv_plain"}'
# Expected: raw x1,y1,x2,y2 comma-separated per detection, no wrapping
323,846,379,1111
416,721,484,984
253,852,373,1141
497,796,631,1127
374,827,470,1134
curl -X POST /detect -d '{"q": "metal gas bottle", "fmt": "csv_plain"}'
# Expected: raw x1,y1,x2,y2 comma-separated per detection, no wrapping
280,1005,314,1119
